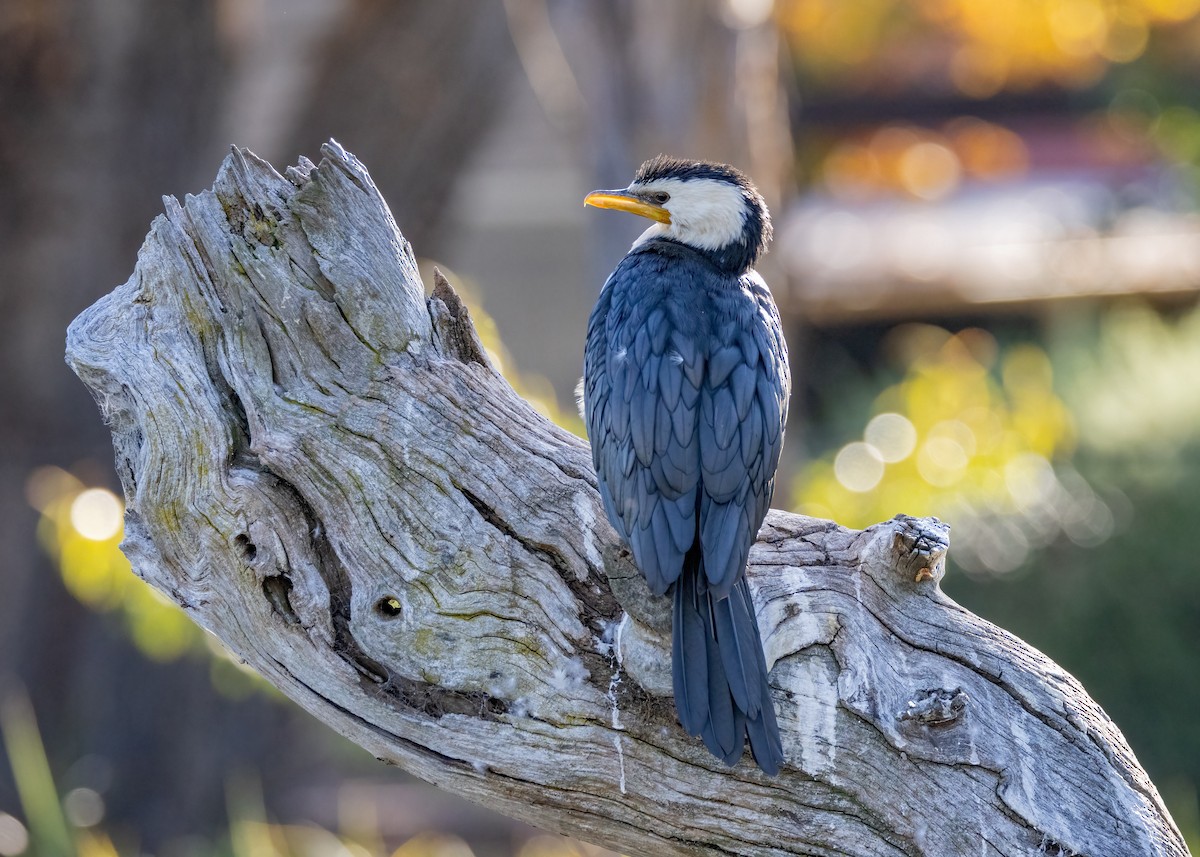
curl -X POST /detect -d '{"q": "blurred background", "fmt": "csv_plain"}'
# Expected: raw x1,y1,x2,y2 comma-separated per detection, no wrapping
2,0,1199,854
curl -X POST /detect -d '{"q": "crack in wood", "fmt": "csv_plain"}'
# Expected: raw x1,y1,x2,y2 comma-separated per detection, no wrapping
453,479,622,631
266,654,475,771
428,269,493,369
261,573,300,626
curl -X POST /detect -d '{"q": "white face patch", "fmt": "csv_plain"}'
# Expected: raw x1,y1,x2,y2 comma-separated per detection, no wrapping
627,176,749,252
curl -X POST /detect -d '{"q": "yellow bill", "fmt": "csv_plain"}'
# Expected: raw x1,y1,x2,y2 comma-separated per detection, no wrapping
584,190,671,224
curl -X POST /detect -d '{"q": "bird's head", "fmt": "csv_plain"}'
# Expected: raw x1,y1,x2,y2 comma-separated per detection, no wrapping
585,155,772,273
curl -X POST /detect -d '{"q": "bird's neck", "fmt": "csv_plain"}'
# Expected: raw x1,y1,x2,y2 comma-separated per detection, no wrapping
629,223,665,254
632,226,758,275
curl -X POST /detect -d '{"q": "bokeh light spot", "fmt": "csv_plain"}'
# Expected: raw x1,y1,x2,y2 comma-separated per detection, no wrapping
898,141,961,200
930,419,978,457
961,517,1031,574
917,437,969,486
518,834,598,857
63,787,105,829
1005,452,1057,511
946,118,1030,181
834,442,885,492
0,813,28,857
864,413,917,463
1048,0,1108,58
1101,8,1149,62
69,488,123,541
395,832,476,857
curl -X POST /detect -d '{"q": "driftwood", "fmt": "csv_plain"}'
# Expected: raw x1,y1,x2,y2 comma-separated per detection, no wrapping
65,142,1187,857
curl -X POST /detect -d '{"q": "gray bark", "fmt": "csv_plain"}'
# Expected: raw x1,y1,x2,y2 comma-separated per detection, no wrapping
66,143,1187,857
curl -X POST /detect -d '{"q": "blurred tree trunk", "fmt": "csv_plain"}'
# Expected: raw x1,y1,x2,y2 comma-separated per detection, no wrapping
0,0,322,847
286,0,518,260
0,0,521,848
541,0,794,286
0,0,209,680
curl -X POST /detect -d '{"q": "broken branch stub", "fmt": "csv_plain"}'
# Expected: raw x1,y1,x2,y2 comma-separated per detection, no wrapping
65,142,1187,857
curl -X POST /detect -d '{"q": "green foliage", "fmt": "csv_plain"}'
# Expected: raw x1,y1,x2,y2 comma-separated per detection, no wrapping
0,689,73,857
1054,301,1200,466
987,299,1200,851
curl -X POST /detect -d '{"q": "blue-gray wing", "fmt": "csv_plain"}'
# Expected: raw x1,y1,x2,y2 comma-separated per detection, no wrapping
697,272,790,598
584,257,702,596
588,255,789,774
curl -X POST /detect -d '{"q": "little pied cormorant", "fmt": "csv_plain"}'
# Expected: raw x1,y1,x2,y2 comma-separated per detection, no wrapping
582,155,790,774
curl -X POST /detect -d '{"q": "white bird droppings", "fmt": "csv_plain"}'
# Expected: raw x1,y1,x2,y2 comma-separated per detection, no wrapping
605,614,628,794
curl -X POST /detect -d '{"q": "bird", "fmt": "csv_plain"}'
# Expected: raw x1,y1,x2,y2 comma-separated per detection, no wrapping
581,155,790,774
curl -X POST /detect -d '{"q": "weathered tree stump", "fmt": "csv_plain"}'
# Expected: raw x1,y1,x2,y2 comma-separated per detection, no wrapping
65,142,1188,857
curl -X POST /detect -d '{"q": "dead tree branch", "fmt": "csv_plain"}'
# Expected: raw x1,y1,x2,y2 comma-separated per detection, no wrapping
65,142,1187,857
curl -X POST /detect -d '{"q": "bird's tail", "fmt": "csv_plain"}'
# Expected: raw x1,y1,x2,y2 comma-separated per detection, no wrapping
671,547,784,774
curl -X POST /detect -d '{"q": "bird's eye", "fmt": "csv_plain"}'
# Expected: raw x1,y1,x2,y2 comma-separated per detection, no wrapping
650,191,670,204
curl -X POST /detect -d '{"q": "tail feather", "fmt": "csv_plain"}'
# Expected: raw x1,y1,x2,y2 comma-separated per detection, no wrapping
713,580,763,718
746,670,784,775
742,578,784,774
671,551,783,774
700,593,743,762
672,556,708,736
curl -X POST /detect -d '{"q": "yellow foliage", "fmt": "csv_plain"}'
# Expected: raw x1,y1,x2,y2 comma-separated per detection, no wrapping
74,831,120,857
792,326,1076,540
392,832,476,857
777,0,1200,93
29,467,211,668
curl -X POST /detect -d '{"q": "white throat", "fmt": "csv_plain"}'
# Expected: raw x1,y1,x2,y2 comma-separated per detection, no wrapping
631,222,670,250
